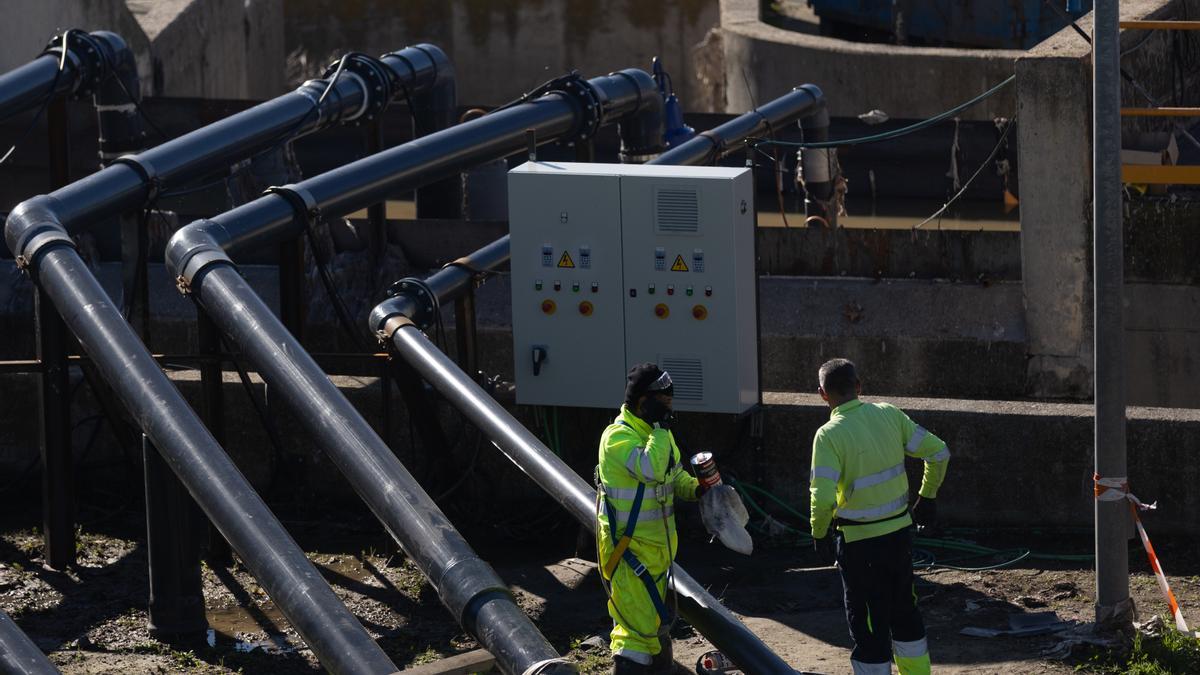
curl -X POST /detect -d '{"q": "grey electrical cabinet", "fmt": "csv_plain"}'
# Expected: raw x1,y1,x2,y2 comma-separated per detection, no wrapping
509,162,758,414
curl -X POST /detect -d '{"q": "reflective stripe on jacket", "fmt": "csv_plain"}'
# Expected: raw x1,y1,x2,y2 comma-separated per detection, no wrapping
597,405,699,551
810,399,950,543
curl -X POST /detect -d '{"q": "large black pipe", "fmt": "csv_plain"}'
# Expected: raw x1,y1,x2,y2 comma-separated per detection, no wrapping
22,44,450,232
164,69,664,675
5,218,397,675
167,70,661,256
0,30,108,123
0,609,58,675
654,84,824,166
4,43,459,675
369,88,831,674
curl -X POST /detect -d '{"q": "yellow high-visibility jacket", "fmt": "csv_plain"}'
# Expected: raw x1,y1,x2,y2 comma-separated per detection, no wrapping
810,399,950,543
597,405,699,555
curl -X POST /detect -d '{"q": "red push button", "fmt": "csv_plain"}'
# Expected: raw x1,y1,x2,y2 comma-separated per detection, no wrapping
579,301,594,316
654,303,669,319
692,305,708,320
541,299,556,315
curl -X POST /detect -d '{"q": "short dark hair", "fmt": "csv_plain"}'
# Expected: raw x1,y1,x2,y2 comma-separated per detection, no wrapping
819,358,859,398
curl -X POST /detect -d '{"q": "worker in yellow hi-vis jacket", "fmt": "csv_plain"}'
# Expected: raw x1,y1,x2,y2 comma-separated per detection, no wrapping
809,358,950,675
596,363,701,674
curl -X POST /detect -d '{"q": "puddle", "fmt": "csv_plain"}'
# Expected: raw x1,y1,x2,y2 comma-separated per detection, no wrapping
206,605,297,655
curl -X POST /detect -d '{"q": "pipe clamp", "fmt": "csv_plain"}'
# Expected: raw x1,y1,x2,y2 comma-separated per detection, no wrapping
112,155,161,202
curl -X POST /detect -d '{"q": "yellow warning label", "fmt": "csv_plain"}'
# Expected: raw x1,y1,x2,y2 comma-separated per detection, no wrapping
557,251,575,268
670,254,689,272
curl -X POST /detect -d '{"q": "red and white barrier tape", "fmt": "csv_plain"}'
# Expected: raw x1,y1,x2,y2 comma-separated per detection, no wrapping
1094,474,1193,636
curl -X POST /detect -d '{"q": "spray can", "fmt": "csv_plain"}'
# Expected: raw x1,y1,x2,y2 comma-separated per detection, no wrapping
691,452,723,491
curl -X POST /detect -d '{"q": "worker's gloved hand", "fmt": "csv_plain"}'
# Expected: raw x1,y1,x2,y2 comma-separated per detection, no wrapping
641,396,674,429
912,497,938,530
813,534,836,565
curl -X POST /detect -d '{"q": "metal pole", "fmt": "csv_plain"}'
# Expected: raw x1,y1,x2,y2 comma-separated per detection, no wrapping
0,609,58,675
37,94,73,571
143,435,207,639
367,118,387,266
278,238,306,339
453,288,478,380
197,311,233,568
1093,0,1131,628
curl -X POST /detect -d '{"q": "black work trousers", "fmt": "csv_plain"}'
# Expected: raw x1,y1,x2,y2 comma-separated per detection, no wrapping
836,526,926,666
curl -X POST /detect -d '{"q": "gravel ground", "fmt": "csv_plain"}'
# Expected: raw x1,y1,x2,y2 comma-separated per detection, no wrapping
2,500,1198,674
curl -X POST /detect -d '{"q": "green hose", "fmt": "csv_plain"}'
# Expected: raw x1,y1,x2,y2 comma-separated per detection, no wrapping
727,478,1095,571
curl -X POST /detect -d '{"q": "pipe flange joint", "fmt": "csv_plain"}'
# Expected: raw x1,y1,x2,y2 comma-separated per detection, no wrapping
384,277,439,330
42,30,107,100
550,73,605,141
112,155,161,203
322,53,393,124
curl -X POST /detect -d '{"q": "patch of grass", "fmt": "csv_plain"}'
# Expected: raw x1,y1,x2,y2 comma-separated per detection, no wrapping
1083,630,1200,674
567,635,610,674
411,645,443,666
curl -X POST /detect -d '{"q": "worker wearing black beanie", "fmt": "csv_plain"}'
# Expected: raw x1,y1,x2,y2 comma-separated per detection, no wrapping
596,362,699,673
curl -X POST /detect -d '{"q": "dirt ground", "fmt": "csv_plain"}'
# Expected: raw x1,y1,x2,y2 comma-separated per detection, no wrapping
2,498,1197,675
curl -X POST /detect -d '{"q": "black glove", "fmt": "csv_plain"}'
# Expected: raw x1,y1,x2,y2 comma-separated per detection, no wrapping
640,397,674,429
813,534,836,565
912,497,938,530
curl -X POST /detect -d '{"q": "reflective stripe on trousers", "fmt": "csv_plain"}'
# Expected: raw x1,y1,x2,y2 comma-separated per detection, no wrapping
851,660,891,674
893,637,928,657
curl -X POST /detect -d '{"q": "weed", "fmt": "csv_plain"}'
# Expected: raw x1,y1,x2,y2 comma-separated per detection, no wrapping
1082,629,1200,674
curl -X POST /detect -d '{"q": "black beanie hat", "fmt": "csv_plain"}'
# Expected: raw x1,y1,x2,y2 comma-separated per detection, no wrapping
625,362,673,409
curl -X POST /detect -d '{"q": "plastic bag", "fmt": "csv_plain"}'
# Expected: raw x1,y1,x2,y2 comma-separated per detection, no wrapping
699,484,753,555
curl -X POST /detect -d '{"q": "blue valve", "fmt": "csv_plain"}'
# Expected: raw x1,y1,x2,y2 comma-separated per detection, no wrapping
652,57,695,148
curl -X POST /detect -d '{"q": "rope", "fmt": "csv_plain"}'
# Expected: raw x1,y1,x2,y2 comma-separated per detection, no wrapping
750,75,1015,150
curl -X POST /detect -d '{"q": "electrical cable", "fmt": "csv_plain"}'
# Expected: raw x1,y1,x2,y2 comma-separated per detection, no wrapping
301,216,373,351
913,116,1016,229
750,75,1015,150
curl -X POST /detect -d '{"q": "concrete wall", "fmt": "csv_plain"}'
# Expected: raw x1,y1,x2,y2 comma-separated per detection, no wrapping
5,369,1199,536
713,0,1020,120
1016,0,1200,402
283,0,719,108
0,0,286,99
